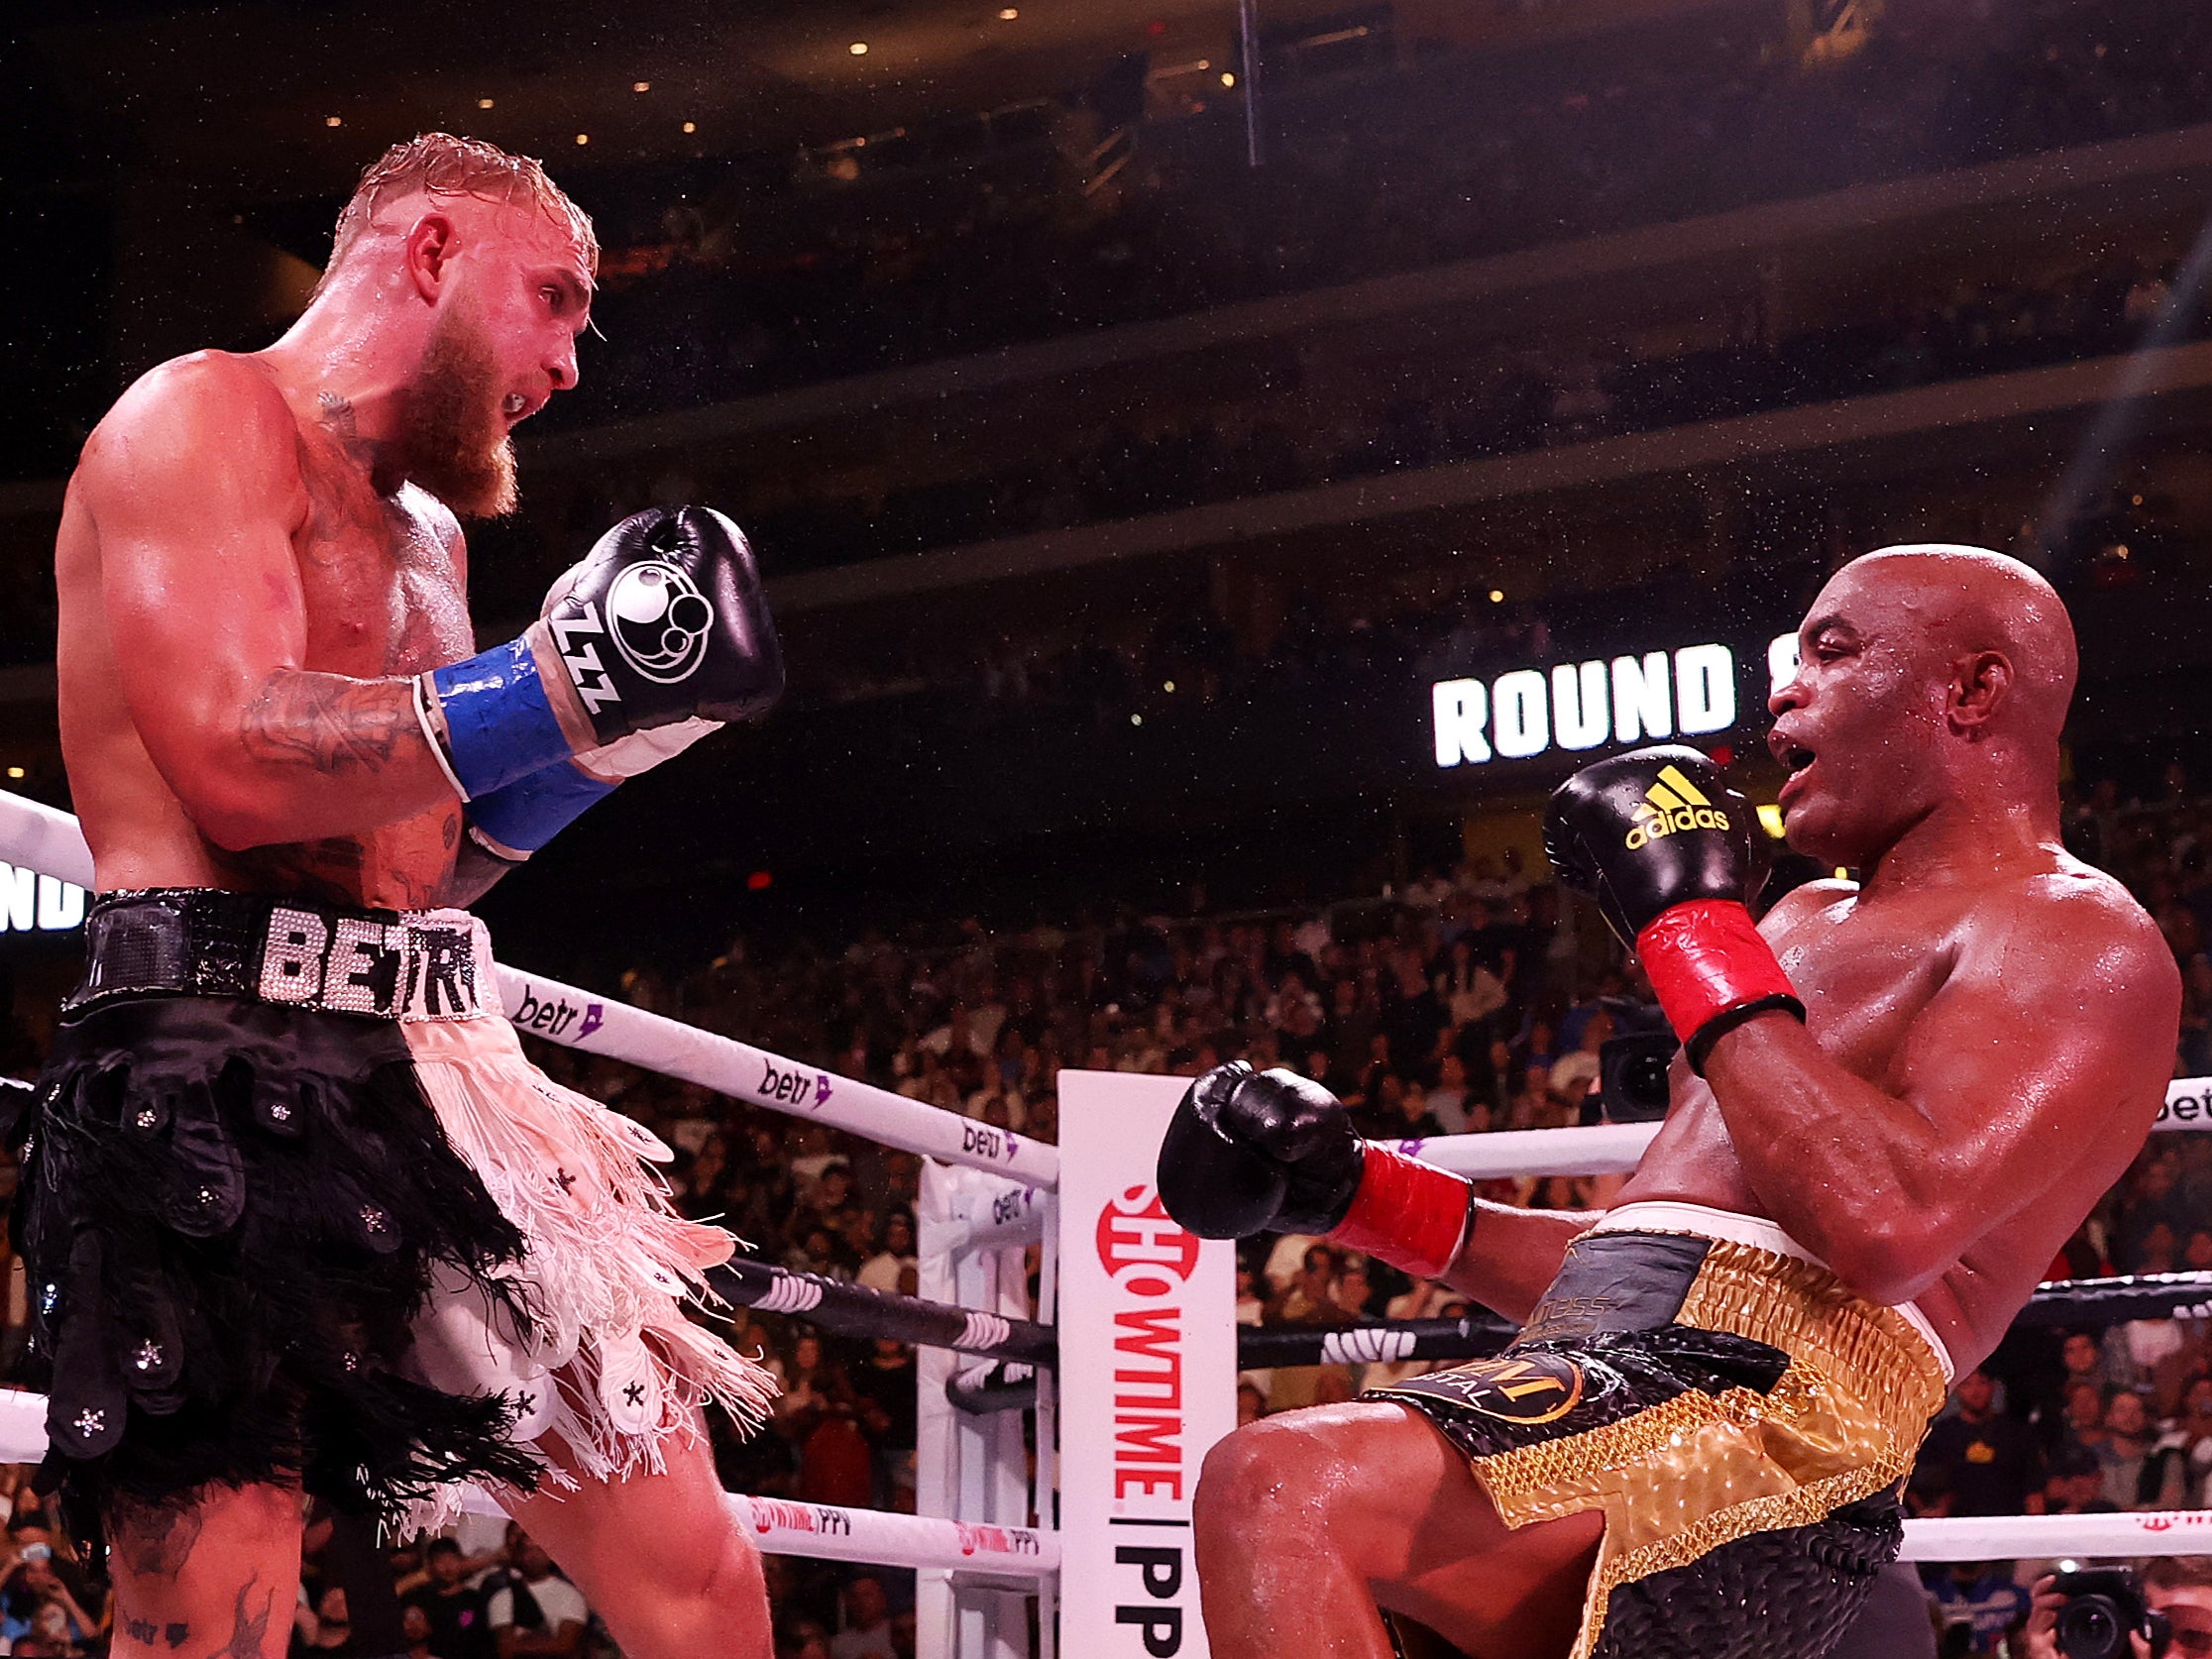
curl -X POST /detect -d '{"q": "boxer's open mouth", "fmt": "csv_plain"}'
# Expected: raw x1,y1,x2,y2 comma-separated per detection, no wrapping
503,393,529,420
1783,745,1815,775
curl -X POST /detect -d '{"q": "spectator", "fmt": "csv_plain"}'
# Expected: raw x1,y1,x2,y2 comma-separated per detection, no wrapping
1917,1371,2043,1516
2051,1380,2111,1468
2036,1443,2115,1515
1422,1053,1474,1136
12,1599,83,1659
1237,1380,1268,1426
1925,1560,2029,1654
294,1585,357,1655
830,1576,896,1659
855,1213,919,1296
2024,1555,2212,1659
403,1537,492,1659
486,1531,588,1659
850,1338,920,1512
0,1544,97,1652
1265,1246,1348,1328
2095,1389,2177,1510
780,1335,874,1509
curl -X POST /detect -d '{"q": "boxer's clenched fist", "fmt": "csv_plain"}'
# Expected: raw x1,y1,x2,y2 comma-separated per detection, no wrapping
1159,1062,1474,1281
1542,745,1765,945
530,506,784,745
1546,744,1803,1071
1158,1062,1364,1240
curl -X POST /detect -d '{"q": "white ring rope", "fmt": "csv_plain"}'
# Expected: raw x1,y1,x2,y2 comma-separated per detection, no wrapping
1901,1511,2212,1563
1,793,2207,1576
1388,1071,2212,1179
0,1391,1053,1575
0,790,1054,1188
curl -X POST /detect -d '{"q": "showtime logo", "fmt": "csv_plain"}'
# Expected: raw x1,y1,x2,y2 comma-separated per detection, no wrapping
1096,1186,1200,1298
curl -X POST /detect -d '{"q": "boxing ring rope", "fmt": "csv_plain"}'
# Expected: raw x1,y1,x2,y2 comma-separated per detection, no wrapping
1,787,2210,1624
1235,1272,2212,1370
711,1258,1057,1367
494,961,1057,1187
1382,1066,2212,1176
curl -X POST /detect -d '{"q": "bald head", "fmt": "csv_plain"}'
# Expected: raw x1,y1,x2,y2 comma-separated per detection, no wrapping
1774,544,2077,864
1821,543,2076,743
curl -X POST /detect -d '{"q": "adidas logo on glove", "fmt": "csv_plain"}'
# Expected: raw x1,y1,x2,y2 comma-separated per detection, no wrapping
1623,764,1731,849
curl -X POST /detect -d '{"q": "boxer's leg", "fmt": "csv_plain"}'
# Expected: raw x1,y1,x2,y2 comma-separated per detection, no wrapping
106,1482,304,1659
499,1422,770,1659
1195,1401,1603,1659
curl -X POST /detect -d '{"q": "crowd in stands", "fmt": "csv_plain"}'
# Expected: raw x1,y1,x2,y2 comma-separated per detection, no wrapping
733,250,2193,578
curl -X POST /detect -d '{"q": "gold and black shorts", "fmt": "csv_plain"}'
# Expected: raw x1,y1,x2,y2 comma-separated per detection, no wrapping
1368,1210,1949,1659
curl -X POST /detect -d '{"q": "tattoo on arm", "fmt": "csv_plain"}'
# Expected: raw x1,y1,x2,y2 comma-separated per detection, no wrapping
239,670,425,776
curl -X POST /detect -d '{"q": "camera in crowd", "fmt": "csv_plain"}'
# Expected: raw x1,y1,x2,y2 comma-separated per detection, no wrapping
2052,1567,2170,1659
1594,999,1678,1124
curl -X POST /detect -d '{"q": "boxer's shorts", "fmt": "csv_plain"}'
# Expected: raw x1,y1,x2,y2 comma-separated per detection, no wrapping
16,978,773,1547
1370,1229,1946,1659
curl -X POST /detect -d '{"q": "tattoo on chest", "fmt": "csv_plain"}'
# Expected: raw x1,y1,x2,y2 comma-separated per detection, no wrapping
299,398,388,571
298,396,470,674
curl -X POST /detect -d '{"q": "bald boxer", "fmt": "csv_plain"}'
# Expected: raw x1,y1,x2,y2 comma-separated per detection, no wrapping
34,135,778,1659
1161,546,2178,1659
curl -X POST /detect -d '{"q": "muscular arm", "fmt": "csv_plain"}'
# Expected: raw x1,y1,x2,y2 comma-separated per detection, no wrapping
1436,1201,1598,1325
1702,873,2179,1305
82,357,461,851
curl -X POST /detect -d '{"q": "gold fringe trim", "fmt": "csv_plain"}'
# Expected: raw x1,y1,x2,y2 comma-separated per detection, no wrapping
1465,1237,1946,1659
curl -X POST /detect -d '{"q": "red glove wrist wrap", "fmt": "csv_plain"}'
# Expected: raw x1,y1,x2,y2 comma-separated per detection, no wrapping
1328,1146,1473,1281
1634,898,1805,1072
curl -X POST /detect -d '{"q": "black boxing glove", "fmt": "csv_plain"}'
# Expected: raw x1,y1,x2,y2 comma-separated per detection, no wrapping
417,507,784,800
533,506,784,743
1544,745,1803,1072
1158,1062,1473,1280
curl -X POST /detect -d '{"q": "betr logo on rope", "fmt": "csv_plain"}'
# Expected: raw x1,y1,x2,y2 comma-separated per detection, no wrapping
758,1056,832,1110
1624,764,1730,849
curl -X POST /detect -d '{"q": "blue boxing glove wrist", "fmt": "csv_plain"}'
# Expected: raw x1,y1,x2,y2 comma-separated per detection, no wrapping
464,760,615,861
415,637,577,801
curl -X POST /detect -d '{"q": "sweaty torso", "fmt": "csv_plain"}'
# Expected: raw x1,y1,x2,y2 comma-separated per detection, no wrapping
56,352,472,909
1615,869,2134,1373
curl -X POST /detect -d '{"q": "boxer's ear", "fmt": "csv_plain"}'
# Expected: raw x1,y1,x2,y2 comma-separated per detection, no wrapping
1948,648,2014,735
403,212,459,304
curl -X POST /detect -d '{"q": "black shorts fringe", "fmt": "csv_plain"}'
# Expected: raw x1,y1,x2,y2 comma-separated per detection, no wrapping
11,996,545,1550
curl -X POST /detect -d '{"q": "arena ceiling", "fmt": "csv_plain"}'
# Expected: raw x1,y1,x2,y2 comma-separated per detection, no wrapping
5,0,1384,201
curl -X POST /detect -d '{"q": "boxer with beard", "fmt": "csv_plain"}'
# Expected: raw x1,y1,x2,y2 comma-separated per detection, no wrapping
36,134,782,1659
1161,546,2179,1659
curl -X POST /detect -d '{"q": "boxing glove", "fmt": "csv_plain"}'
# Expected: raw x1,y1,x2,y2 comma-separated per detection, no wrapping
1158,1062,1473,1281
417,507,782,800
1544,745,1803,1071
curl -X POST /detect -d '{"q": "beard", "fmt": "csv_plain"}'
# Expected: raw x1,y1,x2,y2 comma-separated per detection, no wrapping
405,306,519,519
